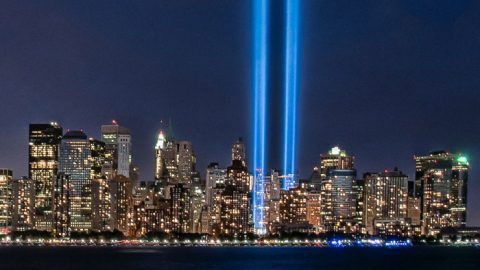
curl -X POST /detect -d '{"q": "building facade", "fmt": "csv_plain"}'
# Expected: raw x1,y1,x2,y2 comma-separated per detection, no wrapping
0,169,13,235
101,122,131,178
52,172,70,237
11,177,35,232
415,151,469,235
29,123,63,231
177,141,197,185
364,169,409,236
58,130,92,232
205,163,226,209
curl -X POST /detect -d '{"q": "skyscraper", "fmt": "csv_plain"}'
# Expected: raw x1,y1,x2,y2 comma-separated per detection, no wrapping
11,177,35,232
162,125,179,183
231,137,246,166
154,130,167,180
91,177,111,232
280,187,309,233
52,172,70,237
364,169,409,236
227,161,250,193
0,169,12,235
205,163,226,208
319,146,354,179
101,121,131,178
170,184,191,233
225,138,250,193
307,166,322,191
89,138,106,180
415,151,469,235
306,191,321,232
109,175,133,236
264,170,281,234
58,130,92,232
177,141,197,185
29,122,63,231
319,147,356,233
322,169,357,233
219,185,250,237
189,181,205,234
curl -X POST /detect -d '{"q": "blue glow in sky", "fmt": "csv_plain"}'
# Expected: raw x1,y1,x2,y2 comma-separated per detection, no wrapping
1,1,479,225
282,0,299,190
252,0,268,235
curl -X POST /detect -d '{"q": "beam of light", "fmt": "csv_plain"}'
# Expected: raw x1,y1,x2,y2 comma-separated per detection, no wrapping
282,0,299,190
252,0,268,235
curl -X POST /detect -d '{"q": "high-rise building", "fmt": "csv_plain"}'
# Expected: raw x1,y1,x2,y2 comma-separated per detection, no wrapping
364,169,409,236
205,163,250,236
199,206,211,234
154,130,167,180
205,163,226,208
264,171,281,234
226,160,250,193
189,181,205,233
208,186,225,235
308,166,322,191
306,191,321,232
205,139,253,235
177,141,197,185
219,185,250,237
11,177,35,232
163,127,178,183
321,169,357,233
353,178,365,233
451,156,469,227
170,184,191,233
280,187,310,233
232,137,246,166
134,192,171,237
129,165,140,186
319,147,356,233
0,169,13,235
319,146,354,179
91,177,111,232
109,175,133,236
415,151,469,235
29,122,63,231
89,138,106,180
89,138,109,232
58,130,92,232
101,121,131,178
52,172,70,237
407,196,421,227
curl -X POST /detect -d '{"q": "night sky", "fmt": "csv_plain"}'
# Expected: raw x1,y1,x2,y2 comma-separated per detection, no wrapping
1,0,479,225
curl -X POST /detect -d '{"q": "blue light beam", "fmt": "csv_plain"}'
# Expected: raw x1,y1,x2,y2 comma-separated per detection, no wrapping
282,0,299,190
252,0,269,235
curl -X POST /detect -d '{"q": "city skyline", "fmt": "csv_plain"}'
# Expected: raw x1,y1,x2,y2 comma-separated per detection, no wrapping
0,0,479,228
0,120,473,235
1,119,477,225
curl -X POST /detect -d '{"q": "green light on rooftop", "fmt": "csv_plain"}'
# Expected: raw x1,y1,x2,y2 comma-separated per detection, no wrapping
457,156,468,165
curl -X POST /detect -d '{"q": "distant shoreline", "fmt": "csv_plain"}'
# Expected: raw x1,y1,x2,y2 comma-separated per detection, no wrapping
0,239,478,248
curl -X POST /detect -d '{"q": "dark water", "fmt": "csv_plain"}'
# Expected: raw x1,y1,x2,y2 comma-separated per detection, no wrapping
0,246,479,270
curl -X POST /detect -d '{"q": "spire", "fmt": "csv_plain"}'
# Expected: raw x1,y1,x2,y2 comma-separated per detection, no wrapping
166,117,175,139
155,130,165,150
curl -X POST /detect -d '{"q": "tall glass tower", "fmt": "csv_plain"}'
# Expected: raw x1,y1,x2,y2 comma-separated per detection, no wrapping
101,121,131,178
29,122,63,231
59,130,92,231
